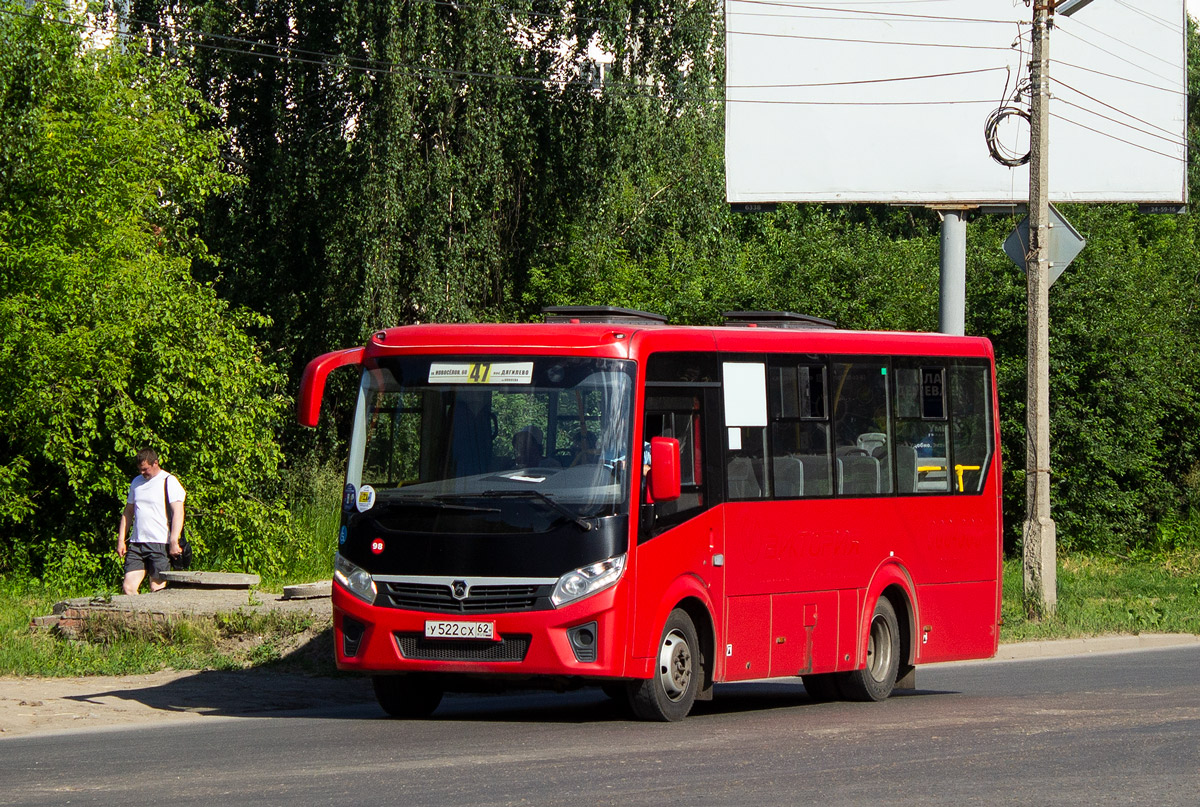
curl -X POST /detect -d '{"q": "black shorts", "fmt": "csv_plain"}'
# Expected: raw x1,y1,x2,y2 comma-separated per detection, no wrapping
124,542,169,578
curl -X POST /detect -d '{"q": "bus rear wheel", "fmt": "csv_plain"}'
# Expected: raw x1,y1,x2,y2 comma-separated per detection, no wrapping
372,674,444,718
627,609,701,722
839,597,901,702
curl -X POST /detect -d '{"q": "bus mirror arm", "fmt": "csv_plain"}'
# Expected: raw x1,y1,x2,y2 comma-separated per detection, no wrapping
639,501,656,537
297,347,365,427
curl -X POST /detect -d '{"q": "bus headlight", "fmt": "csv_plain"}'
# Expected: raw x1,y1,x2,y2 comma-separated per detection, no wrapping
334,553,377,604
551,554,626,608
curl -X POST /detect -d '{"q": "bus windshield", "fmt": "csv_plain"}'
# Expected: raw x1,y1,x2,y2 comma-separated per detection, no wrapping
348,356,636,528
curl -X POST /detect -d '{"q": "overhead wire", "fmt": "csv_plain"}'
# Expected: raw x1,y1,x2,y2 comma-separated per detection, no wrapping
724,97,1000,106
724,27,1018,51
1111,0,1183,32
5,2,1193,163
1052,95,1187,151
727,66,1010,90
726,0,1022,25
2,5,1040,102
0,5,688,100
1052,112,1186,163
1051,74,1184,141
407,0,672,30
1053,58,1186,97
1054,19,1181,81
984,20,1032,168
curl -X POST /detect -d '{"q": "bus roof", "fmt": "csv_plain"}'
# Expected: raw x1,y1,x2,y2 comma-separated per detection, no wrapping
362,321,994,361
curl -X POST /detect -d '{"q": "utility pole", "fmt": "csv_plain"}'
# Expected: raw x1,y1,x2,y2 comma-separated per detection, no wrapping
1023,0,1056,615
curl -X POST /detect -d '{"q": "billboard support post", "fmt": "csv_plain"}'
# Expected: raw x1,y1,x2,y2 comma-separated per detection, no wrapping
937,209,968,336
1023,1,1057,617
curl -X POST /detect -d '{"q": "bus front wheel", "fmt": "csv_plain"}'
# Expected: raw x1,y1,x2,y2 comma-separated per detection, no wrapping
627,609,701,721
839,597,901,702
373,674,444,718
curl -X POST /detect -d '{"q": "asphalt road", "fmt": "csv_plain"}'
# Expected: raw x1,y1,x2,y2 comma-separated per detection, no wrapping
2,646,1198,807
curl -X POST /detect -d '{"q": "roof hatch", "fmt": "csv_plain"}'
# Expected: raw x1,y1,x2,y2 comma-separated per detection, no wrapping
542,306,668,325
721,311,837,330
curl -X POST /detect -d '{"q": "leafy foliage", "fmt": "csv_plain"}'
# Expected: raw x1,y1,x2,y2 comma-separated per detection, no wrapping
0,2,295,582
4,0,1200,596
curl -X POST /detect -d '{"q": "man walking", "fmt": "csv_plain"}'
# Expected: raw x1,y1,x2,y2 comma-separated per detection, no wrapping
116,449,186,595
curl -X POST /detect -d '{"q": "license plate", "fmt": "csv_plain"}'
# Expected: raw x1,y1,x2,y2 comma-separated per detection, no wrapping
424,620,495,640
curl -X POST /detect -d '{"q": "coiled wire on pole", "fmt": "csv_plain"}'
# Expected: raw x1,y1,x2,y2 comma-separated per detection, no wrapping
984,104,1032,167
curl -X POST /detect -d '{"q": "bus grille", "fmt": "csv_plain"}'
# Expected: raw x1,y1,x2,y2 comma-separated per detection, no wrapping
395,633,531,662
380,582,550,613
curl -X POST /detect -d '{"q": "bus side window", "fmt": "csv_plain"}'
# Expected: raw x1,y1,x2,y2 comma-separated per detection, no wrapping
831,359,891,496
644,392,707,532
950,363,993,493
768,362,832,497
723,362,768,501
893,365,950,494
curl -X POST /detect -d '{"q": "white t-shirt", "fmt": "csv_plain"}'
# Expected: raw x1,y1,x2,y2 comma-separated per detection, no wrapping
127,471,187,545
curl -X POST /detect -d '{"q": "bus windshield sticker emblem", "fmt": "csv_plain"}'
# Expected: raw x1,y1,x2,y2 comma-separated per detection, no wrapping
452,580,469,600
356,485,376,513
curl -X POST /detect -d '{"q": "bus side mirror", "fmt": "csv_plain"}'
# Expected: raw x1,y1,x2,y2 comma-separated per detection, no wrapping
649,437,681,502
298,347,365,427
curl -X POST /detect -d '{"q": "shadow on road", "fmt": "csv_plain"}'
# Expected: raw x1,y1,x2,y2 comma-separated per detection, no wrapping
60,667,375,721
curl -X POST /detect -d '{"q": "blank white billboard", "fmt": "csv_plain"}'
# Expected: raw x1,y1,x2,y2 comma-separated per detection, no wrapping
725,0,1187,205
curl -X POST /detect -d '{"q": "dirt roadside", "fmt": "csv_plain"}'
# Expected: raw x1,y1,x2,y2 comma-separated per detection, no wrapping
0,668,375,740
2,583,375,740
5,583,1198,741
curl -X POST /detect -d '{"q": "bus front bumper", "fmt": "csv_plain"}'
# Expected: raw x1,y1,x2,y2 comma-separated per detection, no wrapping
331,581,627,680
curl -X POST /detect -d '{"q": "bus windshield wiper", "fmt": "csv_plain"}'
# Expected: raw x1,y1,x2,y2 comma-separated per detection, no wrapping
475,490,593,531
383,495,500,514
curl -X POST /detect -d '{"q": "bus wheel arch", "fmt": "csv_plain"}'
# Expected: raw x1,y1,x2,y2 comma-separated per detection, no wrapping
880,584,916,688
862,564,917,670
675,596,715,701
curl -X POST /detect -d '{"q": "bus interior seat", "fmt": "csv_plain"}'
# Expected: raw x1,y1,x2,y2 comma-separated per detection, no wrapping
869,446,893,494
838,454,880,495
727,456,761,499
895,445,918,493
857,432,887,454
796,454,832,496
773,456,804,497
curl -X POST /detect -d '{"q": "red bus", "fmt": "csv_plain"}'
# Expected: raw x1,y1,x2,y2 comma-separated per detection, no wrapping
298,307,1002,721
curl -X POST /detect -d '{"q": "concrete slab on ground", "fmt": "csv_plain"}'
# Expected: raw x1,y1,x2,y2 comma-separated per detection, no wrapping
158,571,260,588
282,580,332,600
30,582,333,634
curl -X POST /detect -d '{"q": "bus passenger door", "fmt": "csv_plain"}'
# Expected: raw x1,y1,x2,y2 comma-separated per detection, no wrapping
632,387,725,681
719,360,775,681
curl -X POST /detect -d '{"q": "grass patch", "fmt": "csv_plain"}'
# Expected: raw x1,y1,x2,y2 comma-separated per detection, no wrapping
0,581,335,677
3,550,1197,677
1001,551,1200,641
257,468,342,591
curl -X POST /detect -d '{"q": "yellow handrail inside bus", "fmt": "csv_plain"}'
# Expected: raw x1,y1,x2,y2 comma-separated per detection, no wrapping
955,464,982,491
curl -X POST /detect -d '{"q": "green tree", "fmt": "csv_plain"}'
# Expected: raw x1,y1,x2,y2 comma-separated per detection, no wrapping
0,2,294,584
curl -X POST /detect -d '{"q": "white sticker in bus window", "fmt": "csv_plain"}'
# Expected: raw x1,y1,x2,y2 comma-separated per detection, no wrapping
428,362,534,384
722,363,768,427
728,428,742,451
356,485,376,513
